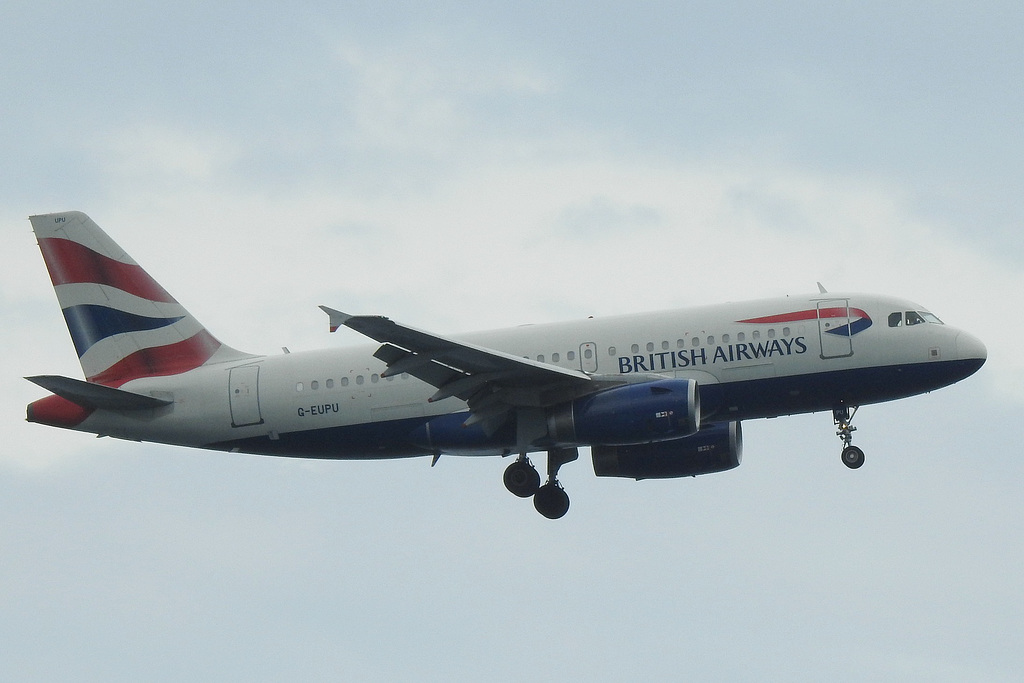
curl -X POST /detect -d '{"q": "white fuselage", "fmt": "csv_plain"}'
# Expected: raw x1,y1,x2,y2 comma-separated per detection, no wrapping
73,292,986,460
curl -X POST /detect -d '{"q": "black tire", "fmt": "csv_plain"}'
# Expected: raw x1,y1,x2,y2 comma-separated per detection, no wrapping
533,483,570,519
503,460,541,498
841,445,865,469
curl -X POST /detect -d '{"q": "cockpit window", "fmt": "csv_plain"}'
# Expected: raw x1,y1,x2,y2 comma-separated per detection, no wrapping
895,310,944,327
906,311,926,326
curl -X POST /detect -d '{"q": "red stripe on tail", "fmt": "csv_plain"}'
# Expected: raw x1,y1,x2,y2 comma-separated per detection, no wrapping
37,237,176,303
89,329,222,387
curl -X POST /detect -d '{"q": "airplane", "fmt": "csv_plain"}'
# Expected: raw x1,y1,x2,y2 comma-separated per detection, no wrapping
24,211,987,518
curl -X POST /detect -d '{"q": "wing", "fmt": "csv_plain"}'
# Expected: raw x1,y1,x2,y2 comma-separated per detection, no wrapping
319,306,609,429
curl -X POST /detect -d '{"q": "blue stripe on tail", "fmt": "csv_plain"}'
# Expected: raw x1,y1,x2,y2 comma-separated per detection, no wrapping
62,305,185,357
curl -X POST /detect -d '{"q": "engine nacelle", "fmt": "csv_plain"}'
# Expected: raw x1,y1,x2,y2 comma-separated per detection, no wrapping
592,421,742,479
547,379,700,446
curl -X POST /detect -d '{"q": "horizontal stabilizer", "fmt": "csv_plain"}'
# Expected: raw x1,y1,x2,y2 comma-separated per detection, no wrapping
26,375,173,411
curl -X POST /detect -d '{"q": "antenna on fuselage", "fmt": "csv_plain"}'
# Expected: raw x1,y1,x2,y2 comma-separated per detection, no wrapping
817,282,828,294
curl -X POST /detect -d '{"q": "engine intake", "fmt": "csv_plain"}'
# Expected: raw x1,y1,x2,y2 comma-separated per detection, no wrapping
592,421,742,479
547,379,700,446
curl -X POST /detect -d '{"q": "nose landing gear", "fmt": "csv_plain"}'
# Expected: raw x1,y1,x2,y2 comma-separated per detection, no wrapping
834,406,865,469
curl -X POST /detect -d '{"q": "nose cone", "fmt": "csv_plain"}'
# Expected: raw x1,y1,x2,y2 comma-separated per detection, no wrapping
955,331,987,375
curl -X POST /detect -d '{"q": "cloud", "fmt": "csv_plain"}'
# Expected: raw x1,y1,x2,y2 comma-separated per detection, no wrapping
327,34,560,154
93,123,241,185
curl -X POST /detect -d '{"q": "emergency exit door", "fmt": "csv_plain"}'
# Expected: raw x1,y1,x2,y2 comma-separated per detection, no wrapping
579,342,598,373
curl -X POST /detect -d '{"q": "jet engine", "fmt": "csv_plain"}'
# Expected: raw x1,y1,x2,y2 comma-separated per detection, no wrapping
547,379,700,446
591,421,742,479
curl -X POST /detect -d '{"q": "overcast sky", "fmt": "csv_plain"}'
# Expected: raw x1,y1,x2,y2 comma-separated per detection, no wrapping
2,3,1022,681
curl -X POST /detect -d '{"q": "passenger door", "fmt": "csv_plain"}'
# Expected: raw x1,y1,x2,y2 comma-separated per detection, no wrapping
818,299,854,359
229,365,263,427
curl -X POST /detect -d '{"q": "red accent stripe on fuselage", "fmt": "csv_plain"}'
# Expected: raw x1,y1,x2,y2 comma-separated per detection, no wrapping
738,307,870,325
37,237,176,303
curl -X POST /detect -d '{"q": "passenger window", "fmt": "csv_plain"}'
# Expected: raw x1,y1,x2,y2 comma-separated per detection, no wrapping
371,374,379,383
537,355,545,363
567,351,576,361
631,344,640,353
752,330,761,340
737,332,745,342
326,379,334,389
608,347,616,356
356,375,364,385
888,312,902,327
341,377,349,387
722,334,730,344
767,329,776,339
296,382,304,392
677,339,685,348
584,348,593,359
707,336,715,345
691,337,699,347
552,353,560,363
782,327,790,337
646,342,655,352
311,380,319,390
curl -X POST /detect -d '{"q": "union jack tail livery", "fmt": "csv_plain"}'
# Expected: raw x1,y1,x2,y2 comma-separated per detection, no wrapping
29,211,252,387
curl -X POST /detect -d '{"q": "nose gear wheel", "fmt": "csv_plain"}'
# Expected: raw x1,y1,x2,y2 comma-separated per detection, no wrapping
833,406,865,469
841,445,865,469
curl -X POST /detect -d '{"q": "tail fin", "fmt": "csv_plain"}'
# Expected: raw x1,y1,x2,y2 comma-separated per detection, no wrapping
30,211,253,387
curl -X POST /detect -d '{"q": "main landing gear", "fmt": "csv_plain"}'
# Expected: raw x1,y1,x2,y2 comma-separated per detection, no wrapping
503,448,578,519
834,406,865,469
503,455,541,498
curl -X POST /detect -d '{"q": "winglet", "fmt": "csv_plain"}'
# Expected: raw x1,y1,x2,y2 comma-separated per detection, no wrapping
319,306,352,333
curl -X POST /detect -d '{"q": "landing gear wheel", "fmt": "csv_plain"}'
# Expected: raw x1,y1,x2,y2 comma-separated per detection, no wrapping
833,406,865,470
503,458,541,498
841,445,865,469
534,482,570,519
